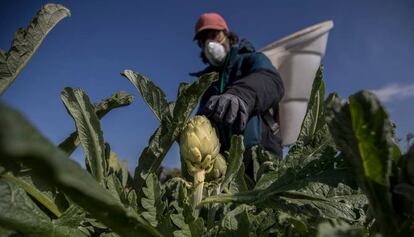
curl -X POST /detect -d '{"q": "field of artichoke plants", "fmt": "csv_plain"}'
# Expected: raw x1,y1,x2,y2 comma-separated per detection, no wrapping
1,3,414,237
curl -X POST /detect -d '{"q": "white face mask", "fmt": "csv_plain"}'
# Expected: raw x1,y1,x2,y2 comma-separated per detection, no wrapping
204,40,228,67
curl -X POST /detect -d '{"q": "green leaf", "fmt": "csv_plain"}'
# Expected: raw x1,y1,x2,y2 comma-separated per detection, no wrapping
263,190,365,223
54,204,86,230
106,173,124,202
200,151,365,222
133,72,218,192
58,131,80,155
316,220,366,237
58,91,134,155
5,165,71,216
101,233,122,237
127,189,139,211
94,91,135,118
61,87,106,184
141,173,167,227
105,146,131,189
171,72,218,126
119,159,129,188
273,210,309,236
220,135,245,192
177,82,190,98
171,208,204,237
122,70,169,121
247,208,279,236
2,173,63,218
228,163,249,194
348,92,393,185
170,213,190,237
220,205,250,237
0,3,70,95
299,66,326,143
168,180,204,237
326,90,399,236
0,178,87,237
0,227,16,237
403,144,414,185
285,66,334,169
250,145,277,182
0,102,161,237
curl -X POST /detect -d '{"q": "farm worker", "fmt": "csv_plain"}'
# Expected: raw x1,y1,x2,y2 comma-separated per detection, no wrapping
191,13,285,179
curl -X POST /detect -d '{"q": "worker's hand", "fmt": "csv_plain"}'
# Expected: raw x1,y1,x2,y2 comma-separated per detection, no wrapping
202,94,250,133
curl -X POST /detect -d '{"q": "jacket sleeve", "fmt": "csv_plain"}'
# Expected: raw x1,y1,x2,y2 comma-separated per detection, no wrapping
196,83,217,115
224,53,285,115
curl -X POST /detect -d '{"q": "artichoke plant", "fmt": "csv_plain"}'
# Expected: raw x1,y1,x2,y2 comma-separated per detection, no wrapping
179,115,222,208
206,153,227,182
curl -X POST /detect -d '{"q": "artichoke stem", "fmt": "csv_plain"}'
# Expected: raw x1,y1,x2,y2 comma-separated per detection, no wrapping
193,169,206,210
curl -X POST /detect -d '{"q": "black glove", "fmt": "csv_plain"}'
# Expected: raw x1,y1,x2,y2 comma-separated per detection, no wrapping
202,94,250,133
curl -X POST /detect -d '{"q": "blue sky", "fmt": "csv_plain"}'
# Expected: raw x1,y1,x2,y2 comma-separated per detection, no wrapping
1,0,414,169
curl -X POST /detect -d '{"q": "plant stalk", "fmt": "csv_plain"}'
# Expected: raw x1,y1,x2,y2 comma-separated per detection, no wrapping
2,173,63,217
192,169,206,210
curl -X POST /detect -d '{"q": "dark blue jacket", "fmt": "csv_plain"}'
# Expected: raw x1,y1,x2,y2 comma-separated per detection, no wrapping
191,39,284,157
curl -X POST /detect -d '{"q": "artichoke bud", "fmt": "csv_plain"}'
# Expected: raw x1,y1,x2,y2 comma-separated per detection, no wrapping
206,153,227,181
180,116,220,177
108,151,121,173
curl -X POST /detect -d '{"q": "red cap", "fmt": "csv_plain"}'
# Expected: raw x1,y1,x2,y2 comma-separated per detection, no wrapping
194,13,229,40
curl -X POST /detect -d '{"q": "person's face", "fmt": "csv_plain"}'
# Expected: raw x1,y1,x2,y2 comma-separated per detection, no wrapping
197,30,227,49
